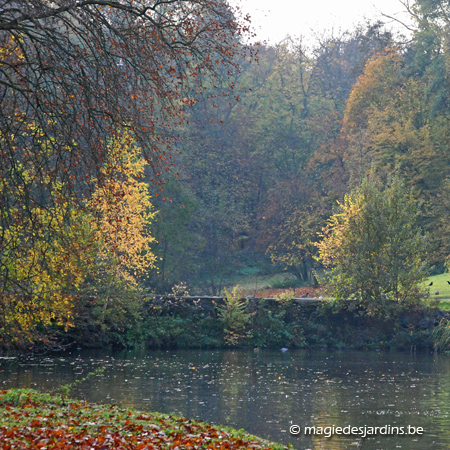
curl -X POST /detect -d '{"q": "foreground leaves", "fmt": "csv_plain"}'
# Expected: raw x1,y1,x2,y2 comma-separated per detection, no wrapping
0,389,289,450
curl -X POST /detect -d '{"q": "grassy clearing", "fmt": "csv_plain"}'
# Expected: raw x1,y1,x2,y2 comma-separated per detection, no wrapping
224,271,304,296
437,300,450,311
0,389,290,449
422,273,450,299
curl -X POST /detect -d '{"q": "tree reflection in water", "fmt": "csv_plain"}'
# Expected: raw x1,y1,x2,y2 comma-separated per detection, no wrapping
1,349,450,449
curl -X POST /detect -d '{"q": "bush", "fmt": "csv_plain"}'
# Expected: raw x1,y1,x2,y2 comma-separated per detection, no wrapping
216,286,253,346
316,170,429,315
431,318,450,351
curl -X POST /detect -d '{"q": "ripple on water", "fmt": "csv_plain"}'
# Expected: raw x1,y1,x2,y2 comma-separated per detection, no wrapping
1,349,450,449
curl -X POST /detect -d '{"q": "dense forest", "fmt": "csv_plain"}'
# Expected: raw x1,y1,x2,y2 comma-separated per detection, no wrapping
1,0,450,348
151,1,450,294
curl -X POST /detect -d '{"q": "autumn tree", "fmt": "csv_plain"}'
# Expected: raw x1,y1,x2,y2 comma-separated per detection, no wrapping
342,40,450,262
0,125,95,346
73,132,157,345
0,0,248,336
88,132,157,283
316,171,428,313
0,130,157,346
0,182,91,346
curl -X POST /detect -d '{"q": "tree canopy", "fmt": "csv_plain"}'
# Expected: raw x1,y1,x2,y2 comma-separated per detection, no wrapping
2,0,450,347
0,0,249,345
316,172,428,312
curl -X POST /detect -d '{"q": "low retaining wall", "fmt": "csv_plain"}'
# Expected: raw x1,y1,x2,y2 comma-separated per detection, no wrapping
151,295,323,304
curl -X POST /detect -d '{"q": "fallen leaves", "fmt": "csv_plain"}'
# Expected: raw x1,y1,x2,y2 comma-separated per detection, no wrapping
0,389,289,450
251,286,324,299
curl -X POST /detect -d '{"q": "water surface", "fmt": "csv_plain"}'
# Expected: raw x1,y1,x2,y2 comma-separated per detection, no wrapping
1,349,449,449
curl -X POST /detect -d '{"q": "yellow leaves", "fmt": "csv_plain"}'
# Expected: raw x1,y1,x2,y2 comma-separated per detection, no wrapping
1,124,157,344
1,206,81,335
1,146,95,342
344,48,402,132
315,192,364,269
87,131,157,284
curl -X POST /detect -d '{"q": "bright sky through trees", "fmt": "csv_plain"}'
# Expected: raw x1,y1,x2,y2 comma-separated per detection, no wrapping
230,0,413,43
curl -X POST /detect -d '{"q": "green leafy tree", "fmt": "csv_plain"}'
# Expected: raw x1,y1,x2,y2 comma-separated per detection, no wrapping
316,171,428,313
158,51,260,294
247,28,396,281
142,23,403,292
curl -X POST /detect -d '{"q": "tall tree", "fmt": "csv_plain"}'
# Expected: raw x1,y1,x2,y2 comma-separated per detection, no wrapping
0,131,157,346
316,171,428,312
342,37,450,262
0,1,247,301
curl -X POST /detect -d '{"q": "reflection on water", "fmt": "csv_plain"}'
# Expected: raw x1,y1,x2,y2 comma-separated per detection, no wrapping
1,349,450,449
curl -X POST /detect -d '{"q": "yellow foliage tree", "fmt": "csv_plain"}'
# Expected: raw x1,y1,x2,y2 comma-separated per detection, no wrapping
316,171,428,314
78,132,157,338
0,129,156,347
0,177,94,346
0,121,95,346
88,131,157,284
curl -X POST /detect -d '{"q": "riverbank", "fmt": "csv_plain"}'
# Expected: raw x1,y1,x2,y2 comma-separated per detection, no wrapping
88,295,444,352
0,389,290,449
2,280,448,352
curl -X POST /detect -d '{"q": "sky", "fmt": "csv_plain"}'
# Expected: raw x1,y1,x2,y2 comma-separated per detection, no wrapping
228,0,414,44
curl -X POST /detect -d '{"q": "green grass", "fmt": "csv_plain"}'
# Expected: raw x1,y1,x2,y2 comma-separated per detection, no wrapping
223,272,303,294
422,273,450,299
0,389,291,449
225,270,450,302
438,301,450,311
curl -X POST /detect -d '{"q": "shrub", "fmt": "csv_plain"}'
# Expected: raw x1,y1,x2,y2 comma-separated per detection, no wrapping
216,286,252,346
431,318,450,351
316,170,429,316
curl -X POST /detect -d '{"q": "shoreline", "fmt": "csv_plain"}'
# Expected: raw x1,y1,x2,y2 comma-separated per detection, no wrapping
0,388,291,449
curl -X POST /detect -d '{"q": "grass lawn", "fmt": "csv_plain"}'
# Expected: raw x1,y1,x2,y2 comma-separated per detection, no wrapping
225,270,450,305
438,301,450,311
422,273,450,299
0,389,290,449
224,271,300,295
222,266,322,296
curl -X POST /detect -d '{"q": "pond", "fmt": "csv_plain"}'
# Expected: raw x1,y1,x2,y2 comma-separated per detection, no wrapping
1,348,450,449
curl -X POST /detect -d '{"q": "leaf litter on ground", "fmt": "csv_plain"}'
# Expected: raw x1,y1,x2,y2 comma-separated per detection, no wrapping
0,389,291,449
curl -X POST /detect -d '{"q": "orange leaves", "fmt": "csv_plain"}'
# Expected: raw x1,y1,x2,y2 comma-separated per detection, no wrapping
344,48,402,132
0,390,285,450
